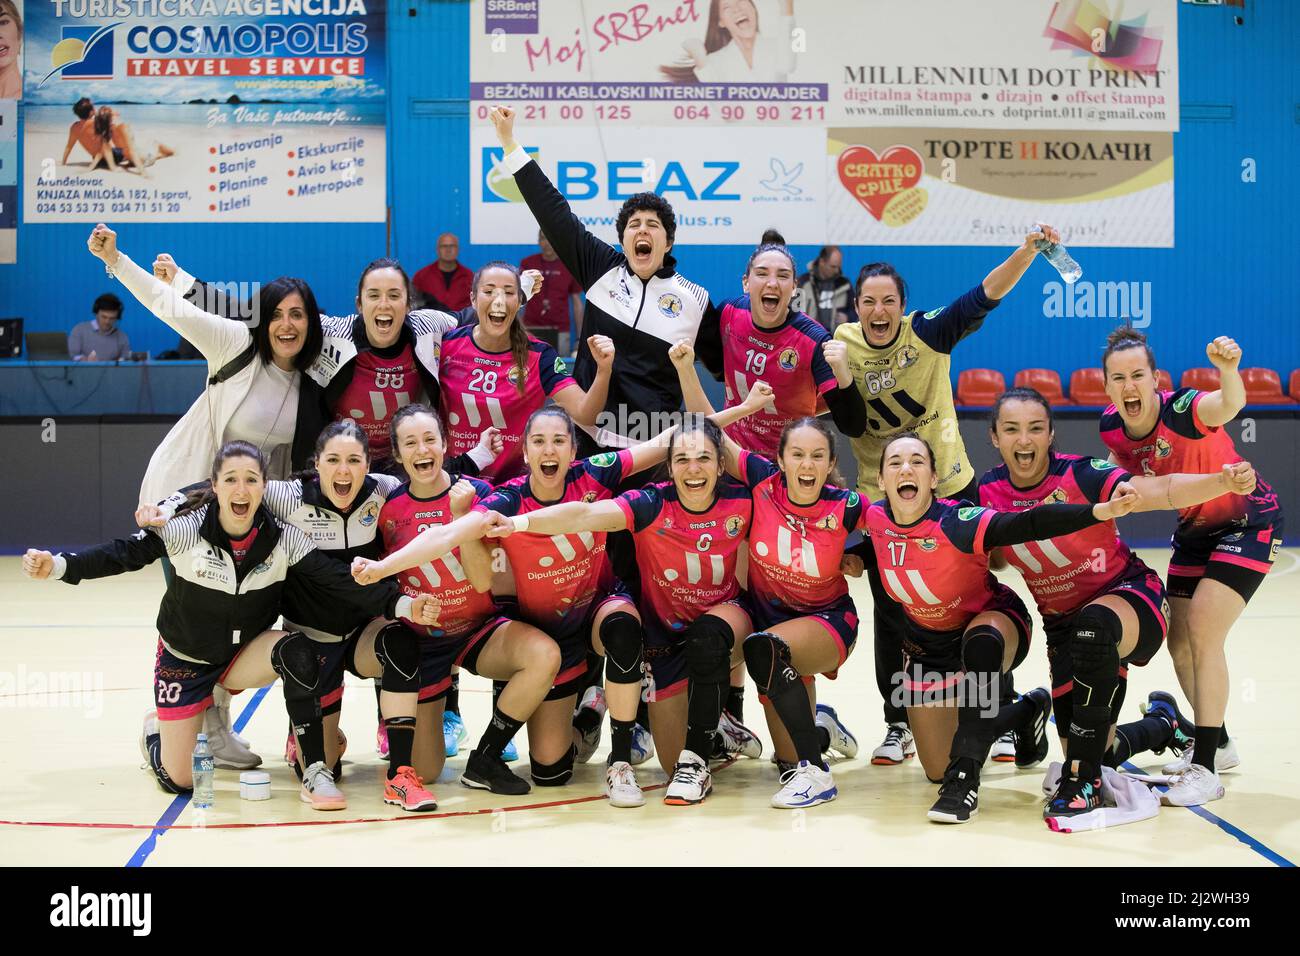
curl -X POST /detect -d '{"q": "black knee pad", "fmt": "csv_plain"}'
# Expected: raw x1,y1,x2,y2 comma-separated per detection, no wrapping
961,624,1005,675
684,614,734,685
600,611,644,685
271,631,322,703
374,622,420,695
1069,605,1122,706
530,744,575,787
742,631,798,697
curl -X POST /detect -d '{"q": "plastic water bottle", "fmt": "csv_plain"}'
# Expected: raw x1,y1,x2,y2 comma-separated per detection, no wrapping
1035,227,1083,284
192,733,215,809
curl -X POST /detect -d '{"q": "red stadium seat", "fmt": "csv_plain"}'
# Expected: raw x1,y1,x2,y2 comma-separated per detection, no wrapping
1180,367,1220,392
956,368,1005,407
1290,370,1300,401
1068,368,1109,406
1156,369,1173,392
1014,368,1073,406
1241,367,1295,404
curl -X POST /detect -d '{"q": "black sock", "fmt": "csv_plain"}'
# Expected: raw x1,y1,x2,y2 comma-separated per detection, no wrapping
1107,712,1175,768
373,681,383,723
685,681,725,757
816,725,831,754
385,716,416,778
636,697,650,729
769,680,823,767
445,674,460,717
1194,725,1221,773
574,691,603,734
726,685,745,723
287,699,326,770
1219,723,1230,748
1068,704,1111,782
950,628,1004,763
477,703,525,759
608,718,636,765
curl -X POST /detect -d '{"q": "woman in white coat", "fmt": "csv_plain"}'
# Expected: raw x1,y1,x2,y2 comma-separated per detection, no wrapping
88,222,325,770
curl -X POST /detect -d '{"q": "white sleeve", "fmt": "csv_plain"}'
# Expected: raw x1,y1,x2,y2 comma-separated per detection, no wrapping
409,309,458,335
502,145,534,175
108,253,249,366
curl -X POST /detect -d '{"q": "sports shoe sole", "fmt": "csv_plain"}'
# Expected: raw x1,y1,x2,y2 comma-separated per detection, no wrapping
991,752,1017,763
772,787,838,809
384,792,438,812
606,790,646,809
927,807,978,824
460,773,530,797
870,752,914,766
663,784,713,806
299,789,347,811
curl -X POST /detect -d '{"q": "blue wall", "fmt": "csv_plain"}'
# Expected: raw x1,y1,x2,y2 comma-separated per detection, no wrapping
2,1,1298,387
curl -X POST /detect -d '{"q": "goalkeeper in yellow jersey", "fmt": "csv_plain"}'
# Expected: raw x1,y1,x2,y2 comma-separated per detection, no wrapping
837,224,1063,765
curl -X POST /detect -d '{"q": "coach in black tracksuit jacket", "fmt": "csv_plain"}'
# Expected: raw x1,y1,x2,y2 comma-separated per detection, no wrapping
494,117,725,456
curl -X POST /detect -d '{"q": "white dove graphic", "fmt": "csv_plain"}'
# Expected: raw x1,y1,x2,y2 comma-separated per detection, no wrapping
759,158,804,196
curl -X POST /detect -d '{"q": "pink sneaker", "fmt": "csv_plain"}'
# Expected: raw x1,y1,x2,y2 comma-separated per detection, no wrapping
376,723,390,759
384,765,438,812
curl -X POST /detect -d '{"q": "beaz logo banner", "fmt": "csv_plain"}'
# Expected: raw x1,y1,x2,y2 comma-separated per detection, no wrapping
472,125,825,245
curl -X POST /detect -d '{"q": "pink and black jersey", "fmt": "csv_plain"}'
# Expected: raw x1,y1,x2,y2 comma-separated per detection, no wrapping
738,450,862,613
614,479,753,633
379,477,496,639
438,326,578,483
979,452,1147,620
474,450,634,638
1101,388,1278,537
334,343,421,461
720,297,838,458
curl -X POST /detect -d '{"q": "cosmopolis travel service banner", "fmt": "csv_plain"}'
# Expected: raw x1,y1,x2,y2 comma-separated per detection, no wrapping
469,0,1175,247
23,0,385,223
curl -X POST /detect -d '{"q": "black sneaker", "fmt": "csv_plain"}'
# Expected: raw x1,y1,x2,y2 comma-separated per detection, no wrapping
1044,766,1104,827
1142,690,1193,756
927,760,980,824
462,749,531,796
1014,687,1052,769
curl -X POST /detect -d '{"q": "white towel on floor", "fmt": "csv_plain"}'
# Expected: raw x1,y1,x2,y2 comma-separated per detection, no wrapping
1041,762,1162,832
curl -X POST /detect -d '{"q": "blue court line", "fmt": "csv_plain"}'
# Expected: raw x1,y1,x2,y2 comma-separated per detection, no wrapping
125,685,273,868
1046,713,1293,866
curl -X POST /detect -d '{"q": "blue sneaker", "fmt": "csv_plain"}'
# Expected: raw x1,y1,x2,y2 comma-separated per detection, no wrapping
443,711,469,758
771,760,837,809
814,704,859,759
502,738,519,763
629,723,655,766
1140,690,1193,756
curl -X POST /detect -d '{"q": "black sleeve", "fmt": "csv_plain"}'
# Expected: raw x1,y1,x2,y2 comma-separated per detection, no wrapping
60,530,168,585
455,306,478,329
515,159,624,290
910,284,1001,354
287,548,402,620
445,452,482,478
694,300,725,380
824,383,867,438
184,277,248,321
981,504,1100,549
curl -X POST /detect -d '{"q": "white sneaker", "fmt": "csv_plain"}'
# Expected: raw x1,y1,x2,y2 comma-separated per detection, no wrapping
629,723,655,766
203,698,262,770
717,710,762,759
1161,764,1225,807
990,730,1016,763
299,761,347,811
604,760,645,808
771,760,837,809
871,722,916,765
814,704,859,759
213,685,254,748
572,685,607,764
139,710,160,770
663,750,712,805
1163,737,1240,775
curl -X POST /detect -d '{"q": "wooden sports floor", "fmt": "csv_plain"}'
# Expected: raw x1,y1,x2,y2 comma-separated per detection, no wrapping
2,550,1297,868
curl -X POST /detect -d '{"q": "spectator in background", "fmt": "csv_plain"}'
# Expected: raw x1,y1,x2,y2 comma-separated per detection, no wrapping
796,245,854,331
69,292,131,361
413,232,473,311
520,228,583,355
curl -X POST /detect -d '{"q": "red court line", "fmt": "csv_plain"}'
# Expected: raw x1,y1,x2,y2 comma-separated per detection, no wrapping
0,759,734,832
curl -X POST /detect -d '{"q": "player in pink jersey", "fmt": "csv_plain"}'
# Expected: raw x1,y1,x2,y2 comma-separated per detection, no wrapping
719,415,865,809
440,261,615,482
982,387,1259,824
864,433,1139,823
1099,327,1284,806
485,416,756,806
686,244,865,458
350,403,563,797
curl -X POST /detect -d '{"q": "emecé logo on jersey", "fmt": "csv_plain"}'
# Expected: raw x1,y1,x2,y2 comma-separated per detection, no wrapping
41,24,120,85
482,146,541,202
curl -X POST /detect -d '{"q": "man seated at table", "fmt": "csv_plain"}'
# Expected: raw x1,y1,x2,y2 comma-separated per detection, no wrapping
69,292,132,362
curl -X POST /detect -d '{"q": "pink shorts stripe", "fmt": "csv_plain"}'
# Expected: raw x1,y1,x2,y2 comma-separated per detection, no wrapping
904,671,963,694
158,698,211,722
1123,587,1169,638
552,661,588,690
1209,552,1274,574
648,676,688,703
321,686,345,710
418,677,453,703
454,616,511,668
1167,563,1205,579
807,615,851,667
593,593,636,615
1052,680,1073,699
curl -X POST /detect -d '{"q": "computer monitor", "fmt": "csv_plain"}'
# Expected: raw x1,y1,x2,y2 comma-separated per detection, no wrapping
0,318,20,358
25,332,70,361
